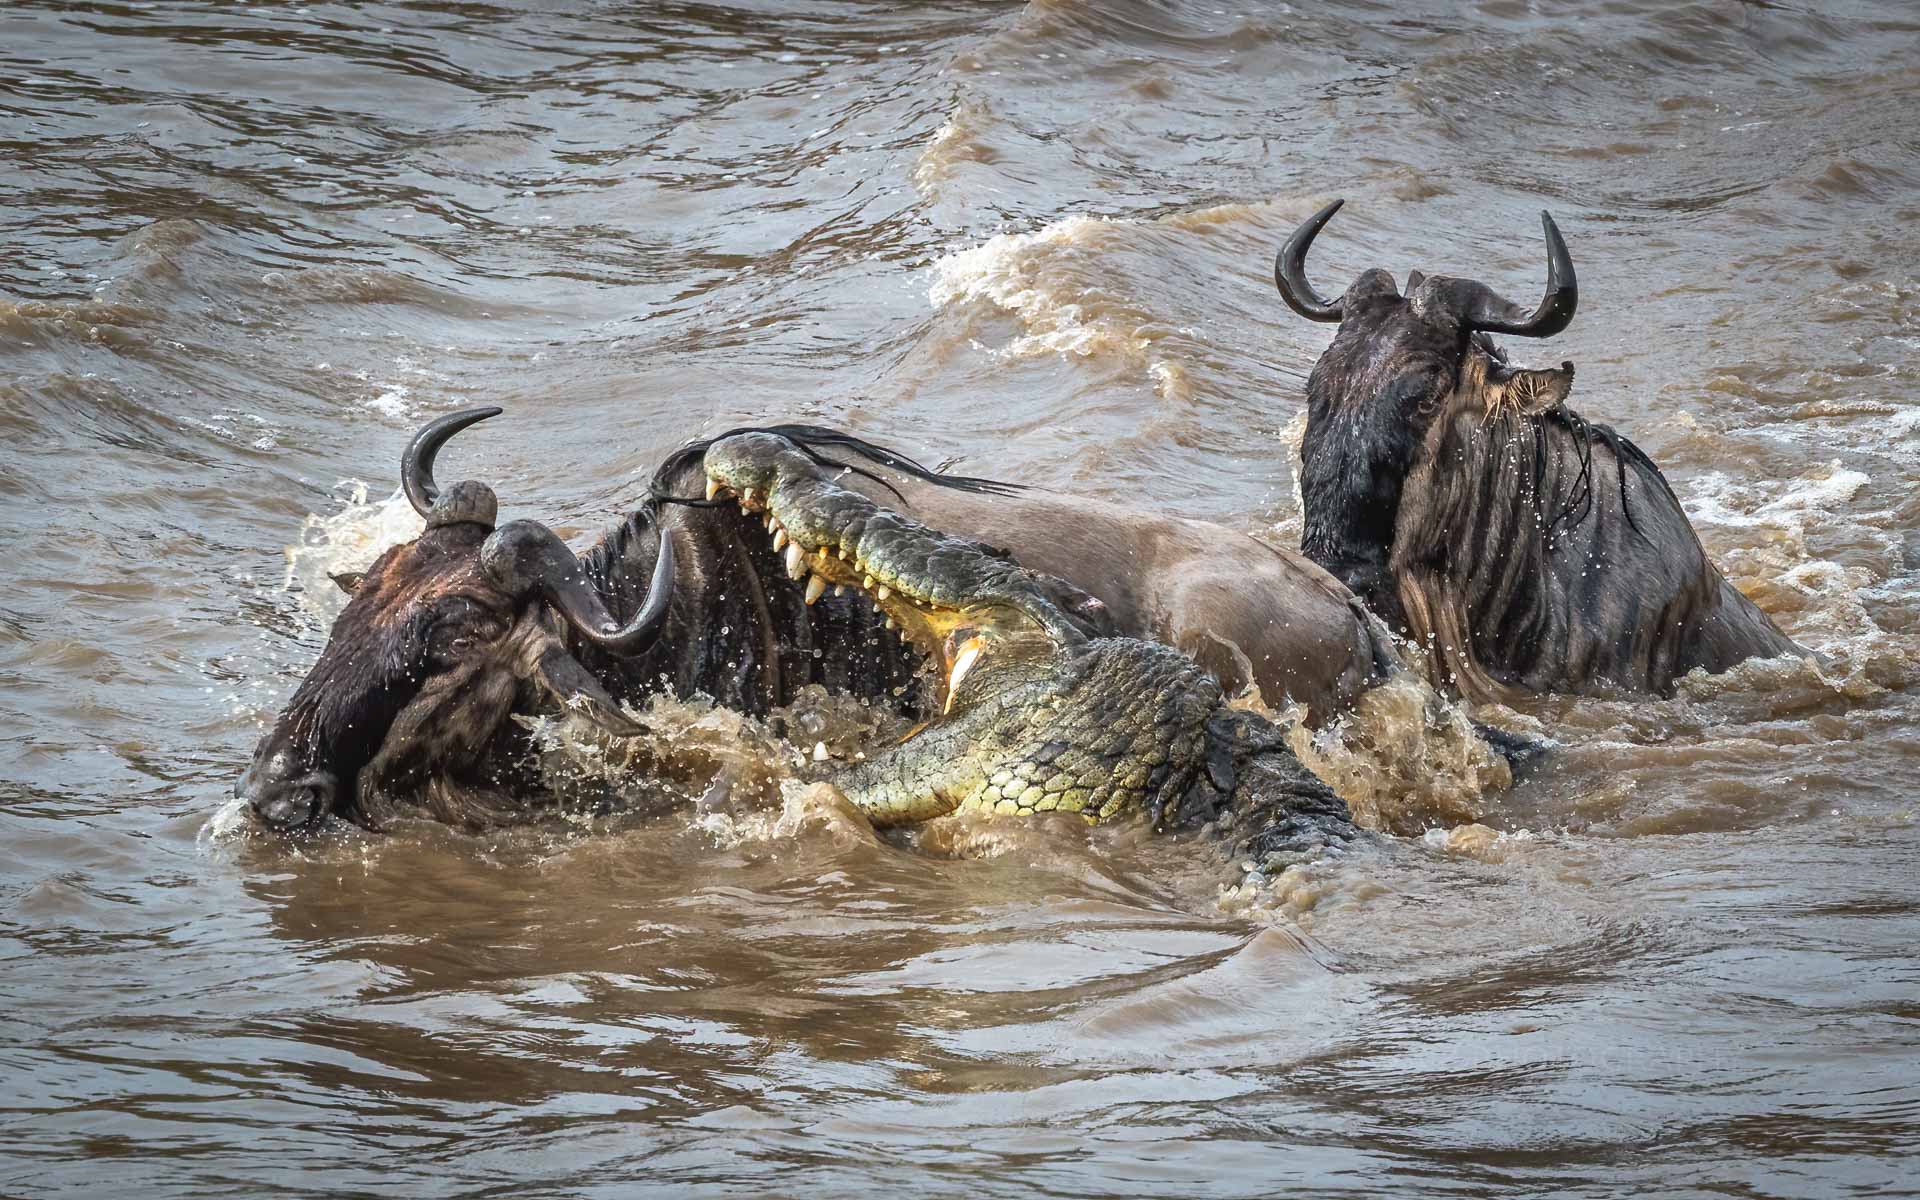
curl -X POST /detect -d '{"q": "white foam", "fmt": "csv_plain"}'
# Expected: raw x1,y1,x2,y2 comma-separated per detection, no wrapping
365,383,413,420
200,795,256,846
1679,456,1920,684
1419,823,1538,861
1685,460,1868,538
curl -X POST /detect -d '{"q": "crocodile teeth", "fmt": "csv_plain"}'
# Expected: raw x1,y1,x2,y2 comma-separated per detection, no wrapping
785,543,807,580
804,574,827,605
884,616,895,630
834,584,845,597
771,528,787,553
838,548,850,561
875,585,890,601
705,477,722,501
765,513,775,532
742,487,758,506
862,575,875,590
945,637,985,715
817,547,831,565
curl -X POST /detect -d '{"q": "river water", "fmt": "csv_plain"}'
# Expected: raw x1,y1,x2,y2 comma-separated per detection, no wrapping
4,2,1919,1195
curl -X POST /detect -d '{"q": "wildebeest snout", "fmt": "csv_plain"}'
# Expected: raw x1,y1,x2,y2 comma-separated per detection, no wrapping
235,746,340,833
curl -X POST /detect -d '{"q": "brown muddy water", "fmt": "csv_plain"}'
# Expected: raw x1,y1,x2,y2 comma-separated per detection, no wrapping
4,2,1920,1196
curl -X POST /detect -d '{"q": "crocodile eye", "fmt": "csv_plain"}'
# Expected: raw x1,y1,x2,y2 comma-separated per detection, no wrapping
448,636,474,655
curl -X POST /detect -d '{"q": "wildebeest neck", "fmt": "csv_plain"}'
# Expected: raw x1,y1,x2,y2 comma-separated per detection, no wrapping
1386,347,1800,699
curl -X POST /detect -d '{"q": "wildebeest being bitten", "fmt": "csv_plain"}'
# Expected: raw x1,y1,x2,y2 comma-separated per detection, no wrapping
237,413,1401,834
1274,200,1803,701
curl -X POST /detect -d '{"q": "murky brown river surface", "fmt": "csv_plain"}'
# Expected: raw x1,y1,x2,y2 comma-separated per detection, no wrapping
5,2,1920,1195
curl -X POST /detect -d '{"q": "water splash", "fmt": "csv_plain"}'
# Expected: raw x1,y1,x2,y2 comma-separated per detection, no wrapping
281,482,424,625
1254,674,1513,837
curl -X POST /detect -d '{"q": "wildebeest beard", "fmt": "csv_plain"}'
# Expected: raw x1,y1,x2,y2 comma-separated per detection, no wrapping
1278,200,1802,699
354,605,560,829
238,409,1011,834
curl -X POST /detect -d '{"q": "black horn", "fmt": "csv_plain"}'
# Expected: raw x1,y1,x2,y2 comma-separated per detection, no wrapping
480,520,674,655
1274,199,1345,323
402,406,503,519
1466,211,1578,339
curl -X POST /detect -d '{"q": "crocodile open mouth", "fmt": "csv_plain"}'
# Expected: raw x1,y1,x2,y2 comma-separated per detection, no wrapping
699,432,1086,722
702,475,1004,715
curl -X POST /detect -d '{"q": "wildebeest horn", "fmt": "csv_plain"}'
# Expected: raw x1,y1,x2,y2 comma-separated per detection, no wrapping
403,406,503,519
479,520,674,655
1274,199,1345,323
1465,211,1578,339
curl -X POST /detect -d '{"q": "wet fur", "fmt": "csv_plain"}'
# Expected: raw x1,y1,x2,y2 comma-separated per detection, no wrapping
357,610,557,829
1301,293,1800,700
262,523,516,824
573,425,989,717
752,439,1397,715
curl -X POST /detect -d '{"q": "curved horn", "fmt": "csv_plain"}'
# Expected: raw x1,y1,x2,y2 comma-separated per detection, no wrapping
591,529,675,655
480,520,674,656
402,406,502,519
1466,211,1578,338
1273,199,1345,323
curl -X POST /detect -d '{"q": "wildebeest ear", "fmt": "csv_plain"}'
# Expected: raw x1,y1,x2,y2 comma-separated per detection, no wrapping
329,571,366,595
1030,576,1118,639
1486,360,1575,417
532,642,648,738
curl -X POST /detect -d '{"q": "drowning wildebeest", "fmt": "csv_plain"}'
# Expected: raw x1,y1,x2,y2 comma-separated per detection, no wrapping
237,412,1400,833
1273,200,1803,702
234,408,678,832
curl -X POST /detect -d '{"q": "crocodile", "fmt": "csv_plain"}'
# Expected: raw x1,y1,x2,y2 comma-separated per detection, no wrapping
700,432,1358,861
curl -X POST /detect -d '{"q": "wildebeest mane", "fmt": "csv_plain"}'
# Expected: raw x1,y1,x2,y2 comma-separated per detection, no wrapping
1530,406,1673,549
1465,402,1678,561
1393,383,1757,700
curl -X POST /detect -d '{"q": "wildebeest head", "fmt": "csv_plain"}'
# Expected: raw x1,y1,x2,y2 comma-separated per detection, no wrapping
236,408,673,834
1275,200,1579,613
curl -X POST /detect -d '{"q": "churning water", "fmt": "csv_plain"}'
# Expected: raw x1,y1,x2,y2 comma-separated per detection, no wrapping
4,2,1919,1195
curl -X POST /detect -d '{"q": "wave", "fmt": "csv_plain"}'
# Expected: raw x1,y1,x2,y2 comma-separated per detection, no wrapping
911,98,1000,199
925,202,1294,403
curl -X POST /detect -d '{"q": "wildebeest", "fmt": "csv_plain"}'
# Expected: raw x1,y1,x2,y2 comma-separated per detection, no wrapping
238,413,1397,833
1273,200,1802,701
235,409,678,831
